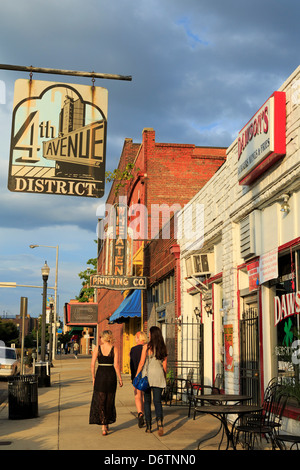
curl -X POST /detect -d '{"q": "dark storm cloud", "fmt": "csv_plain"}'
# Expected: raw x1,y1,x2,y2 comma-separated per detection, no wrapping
1,0,300,315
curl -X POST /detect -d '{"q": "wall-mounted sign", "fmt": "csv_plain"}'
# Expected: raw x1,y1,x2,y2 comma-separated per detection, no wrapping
65,303,98,325
259,248,278,284
247,260,260,291
238,91,286,185
8,79,108,197
90,274,147,290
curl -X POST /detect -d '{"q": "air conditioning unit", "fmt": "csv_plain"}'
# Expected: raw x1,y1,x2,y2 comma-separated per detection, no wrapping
185,253,214,277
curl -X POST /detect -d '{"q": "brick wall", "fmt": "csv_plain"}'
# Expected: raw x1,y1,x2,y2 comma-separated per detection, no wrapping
97,127,226,367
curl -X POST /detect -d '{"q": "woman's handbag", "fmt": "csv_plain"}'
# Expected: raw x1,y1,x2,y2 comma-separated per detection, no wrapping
133,356,149,391
133,371,149,391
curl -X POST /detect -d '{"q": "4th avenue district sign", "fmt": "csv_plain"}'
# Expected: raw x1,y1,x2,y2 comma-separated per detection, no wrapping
7,79,108,198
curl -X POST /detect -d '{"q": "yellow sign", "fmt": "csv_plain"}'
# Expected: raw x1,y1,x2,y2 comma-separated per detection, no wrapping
8,79,108,198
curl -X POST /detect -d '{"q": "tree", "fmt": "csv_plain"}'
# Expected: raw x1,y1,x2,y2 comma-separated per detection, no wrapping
105,162,138,196
0,320,19,346
76,256,97,302
58,331,72,349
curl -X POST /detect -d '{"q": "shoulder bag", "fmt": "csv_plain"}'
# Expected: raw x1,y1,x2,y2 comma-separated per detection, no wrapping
133,357,149,391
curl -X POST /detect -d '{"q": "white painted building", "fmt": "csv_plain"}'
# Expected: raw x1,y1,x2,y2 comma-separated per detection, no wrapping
178,66,300,433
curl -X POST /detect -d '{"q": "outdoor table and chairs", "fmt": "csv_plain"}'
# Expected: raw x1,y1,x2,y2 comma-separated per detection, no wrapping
195,399,263,450
234,380,293,450
191,393,251,420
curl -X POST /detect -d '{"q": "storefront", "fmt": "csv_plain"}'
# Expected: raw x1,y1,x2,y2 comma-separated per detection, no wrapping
178,66,300,433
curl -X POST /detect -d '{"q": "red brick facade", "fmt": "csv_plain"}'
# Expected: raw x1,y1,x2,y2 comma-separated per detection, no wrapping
97,128,226,371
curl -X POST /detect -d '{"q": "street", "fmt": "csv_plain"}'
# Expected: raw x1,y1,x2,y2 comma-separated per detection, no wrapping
0,379,7,405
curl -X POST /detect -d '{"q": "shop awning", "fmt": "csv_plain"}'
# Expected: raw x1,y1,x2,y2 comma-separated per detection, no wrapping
109,290,141,324
69,326,83,336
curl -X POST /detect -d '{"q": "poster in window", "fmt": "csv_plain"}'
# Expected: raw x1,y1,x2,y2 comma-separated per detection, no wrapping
224,324,234,372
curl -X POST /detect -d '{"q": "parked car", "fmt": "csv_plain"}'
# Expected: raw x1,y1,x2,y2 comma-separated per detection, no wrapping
0,346,20,377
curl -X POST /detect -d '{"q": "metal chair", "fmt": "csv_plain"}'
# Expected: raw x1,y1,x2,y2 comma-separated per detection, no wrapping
273,396,300,450
235,385,289,450
163,377,193,406
242,378,279,427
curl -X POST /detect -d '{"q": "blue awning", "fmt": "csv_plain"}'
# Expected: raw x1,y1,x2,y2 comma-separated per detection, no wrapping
109,290,141,324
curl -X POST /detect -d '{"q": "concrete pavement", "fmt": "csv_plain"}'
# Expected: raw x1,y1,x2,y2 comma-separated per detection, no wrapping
0,355,269,452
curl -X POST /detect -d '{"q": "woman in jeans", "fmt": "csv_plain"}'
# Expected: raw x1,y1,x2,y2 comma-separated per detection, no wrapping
130,331,148,427
135,326,167,435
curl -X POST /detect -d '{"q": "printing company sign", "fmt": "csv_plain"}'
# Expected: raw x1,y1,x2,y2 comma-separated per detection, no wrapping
8,79,108,198
238,91,286,185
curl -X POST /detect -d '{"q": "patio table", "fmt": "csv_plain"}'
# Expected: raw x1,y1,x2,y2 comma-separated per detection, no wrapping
192,394,251,420
195,404,263,450
195,394,251,404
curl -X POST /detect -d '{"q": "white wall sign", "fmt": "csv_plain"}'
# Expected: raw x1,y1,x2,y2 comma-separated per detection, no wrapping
238,91,286,185
259,248,278,284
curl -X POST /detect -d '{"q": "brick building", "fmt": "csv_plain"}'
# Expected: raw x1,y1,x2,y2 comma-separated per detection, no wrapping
97,128,226,372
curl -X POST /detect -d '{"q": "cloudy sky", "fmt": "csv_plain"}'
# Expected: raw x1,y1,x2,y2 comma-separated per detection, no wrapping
0,0,300,320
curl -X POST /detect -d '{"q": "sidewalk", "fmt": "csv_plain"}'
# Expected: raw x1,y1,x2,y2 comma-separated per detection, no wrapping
0,356,267,451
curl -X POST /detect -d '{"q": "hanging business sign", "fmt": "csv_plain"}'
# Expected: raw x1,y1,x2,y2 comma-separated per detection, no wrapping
65,303,98,325
8,79,108,198
237,91,286,185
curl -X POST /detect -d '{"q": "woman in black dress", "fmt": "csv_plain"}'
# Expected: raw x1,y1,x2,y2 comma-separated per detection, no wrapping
130,331,148,427
89,330,123,435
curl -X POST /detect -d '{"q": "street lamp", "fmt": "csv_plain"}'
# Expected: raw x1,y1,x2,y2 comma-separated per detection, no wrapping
48,296,54,364
30,244,59,359
204,303,213,317
194,306,201,319
41,261,50,362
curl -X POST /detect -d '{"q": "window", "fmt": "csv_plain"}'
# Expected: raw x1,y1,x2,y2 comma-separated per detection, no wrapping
273,250,300,383
153,274,175,307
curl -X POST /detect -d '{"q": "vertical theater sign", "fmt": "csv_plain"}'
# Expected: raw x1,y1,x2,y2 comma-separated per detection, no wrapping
90,202,147,290
8,79,108,198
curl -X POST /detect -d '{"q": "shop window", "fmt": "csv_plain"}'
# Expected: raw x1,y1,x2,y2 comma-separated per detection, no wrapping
274,250,300,384
150,274,175,310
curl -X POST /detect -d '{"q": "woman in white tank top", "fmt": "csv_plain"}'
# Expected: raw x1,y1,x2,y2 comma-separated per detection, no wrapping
135,326,167,435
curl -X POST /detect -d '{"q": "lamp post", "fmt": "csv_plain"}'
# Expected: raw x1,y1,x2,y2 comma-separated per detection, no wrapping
49,296,54,364
30,244,59,359
41,261,50,362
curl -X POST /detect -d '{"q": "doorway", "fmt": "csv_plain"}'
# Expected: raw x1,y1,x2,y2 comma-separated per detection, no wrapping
240,295,261,405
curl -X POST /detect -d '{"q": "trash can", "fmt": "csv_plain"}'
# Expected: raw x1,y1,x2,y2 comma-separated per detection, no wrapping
8,374,38,420
34,361,51,387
